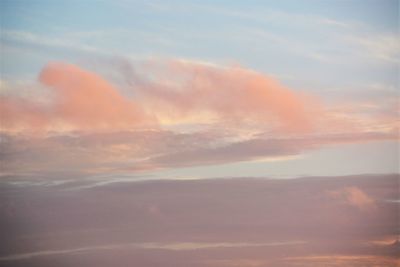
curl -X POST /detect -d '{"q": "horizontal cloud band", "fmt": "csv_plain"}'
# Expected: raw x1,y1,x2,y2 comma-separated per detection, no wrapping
0,59,398,174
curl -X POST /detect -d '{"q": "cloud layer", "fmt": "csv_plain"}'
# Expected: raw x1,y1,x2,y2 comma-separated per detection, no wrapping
0,174,398,266
1,59,321,134
0,59,398,175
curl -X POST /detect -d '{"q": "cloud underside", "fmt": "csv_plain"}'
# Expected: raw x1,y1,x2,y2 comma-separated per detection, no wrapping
0,59,398,174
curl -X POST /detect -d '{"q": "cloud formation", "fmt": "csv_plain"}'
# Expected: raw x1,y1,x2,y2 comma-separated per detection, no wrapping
328,186,376,211
1,62,154,133
134,59,319,132
1,60,321,134
0,59,398,174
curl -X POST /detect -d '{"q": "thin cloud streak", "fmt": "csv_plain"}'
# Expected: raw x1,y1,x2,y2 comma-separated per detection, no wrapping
1,30,103,55
0,241,306,261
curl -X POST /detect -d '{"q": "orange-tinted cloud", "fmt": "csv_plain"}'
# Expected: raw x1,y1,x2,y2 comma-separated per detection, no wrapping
1,62,154,133
138,59,320,132
328,186,376,211
1,59,398,174
0,95,49,132
39,62,154,130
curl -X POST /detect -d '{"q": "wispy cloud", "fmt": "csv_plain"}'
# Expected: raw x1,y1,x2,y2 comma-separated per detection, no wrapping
345,32,400,63
0,241,305,261
1,30,103,55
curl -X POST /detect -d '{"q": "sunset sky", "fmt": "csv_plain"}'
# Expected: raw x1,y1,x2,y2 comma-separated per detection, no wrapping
0,1,399,266
1,0,399,179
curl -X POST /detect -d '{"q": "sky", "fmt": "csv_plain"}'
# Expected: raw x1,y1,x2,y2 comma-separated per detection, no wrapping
0,1,399,266
0,0,399,181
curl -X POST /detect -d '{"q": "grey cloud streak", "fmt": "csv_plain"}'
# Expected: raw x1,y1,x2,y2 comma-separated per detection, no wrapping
0,130,397,176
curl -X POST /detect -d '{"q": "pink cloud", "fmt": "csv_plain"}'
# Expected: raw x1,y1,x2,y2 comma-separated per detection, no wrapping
39,62,156,130
0,96,49,132
2,59,397,139
1,62,155,133
0,59,398,174
328,186,376,211
1,60,320,134
137,59,321,132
